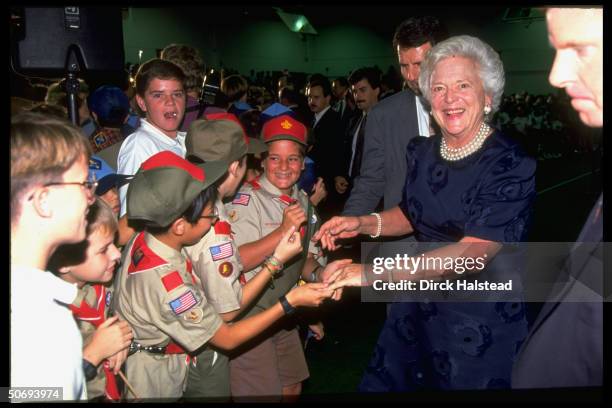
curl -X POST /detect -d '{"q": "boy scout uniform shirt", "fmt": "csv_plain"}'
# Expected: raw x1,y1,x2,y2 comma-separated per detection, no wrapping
183,196,244,314
113,231,223,400
70,283,119,400
225,175,325,319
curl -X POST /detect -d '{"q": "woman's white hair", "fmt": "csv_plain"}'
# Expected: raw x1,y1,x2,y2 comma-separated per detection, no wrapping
419,35,505,116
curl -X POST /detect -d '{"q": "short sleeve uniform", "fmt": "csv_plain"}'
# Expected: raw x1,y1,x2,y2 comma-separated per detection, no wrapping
224,175,323,398
360,131,536,391
183,196,244,314
182,196,244,400
225,175,324,318
113,232,222,400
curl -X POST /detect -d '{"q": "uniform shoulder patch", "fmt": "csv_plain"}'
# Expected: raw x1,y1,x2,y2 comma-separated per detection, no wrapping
218,261,234,277
228,209,239,223
161,271,184,292
169,290,198,315
247,178,261,190
128,233,169,274
232,193,251,206
278,194,297,206
210,242,233,261
214,221,232,235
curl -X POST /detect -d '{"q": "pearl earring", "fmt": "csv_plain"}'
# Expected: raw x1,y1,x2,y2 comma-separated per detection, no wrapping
484,105,491,115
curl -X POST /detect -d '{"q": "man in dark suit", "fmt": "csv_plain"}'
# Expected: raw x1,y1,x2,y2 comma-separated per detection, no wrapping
307,75,344,219
331,77,356,136
512,7,603,388
336,67,381,198
343,16,447,217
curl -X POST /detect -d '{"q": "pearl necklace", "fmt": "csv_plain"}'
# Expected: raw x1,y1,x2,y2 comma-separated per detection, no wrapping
440,122,491,161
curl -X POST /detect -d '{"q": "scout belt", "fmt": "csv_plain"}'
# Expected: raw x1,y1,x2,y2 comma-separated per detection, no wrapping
128,341,186,356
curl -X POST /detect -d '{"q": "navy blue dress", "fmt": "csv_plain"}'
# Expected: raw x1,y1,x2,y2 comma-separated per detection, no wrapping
359,130,536,391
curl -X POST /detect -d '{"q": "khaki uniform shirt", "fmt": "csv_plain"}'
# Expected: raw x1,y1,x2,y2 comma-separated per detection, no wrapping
183,196,244,314
113,232,223,400
70,283,116,400
225,175,325,319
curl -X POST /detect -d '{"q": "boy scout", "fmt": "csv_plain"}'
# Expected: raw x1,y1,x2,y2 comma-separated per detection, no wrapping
226,114,336,401
48,198,132,401
113,151,334,400
182,112,280,400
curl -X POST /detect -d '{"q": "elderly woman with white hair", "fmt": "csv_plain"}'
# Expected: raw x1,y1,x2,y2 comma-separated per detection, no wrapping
313,35,536,390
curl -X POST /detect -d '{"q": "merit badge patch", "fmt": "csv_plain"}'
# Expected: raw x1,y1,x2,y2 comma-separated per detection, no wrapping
232,193,251,206
210,242,233,261
228,209,239,223
218,262,234,277
169,290,197,315
183,307,204,324
105,291,112,306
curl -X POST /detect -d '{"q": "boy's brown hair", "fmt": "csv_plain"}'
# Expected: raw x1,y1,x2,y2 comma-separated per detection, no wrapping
47,198,118,273
135,58,186,97
11,112,92,225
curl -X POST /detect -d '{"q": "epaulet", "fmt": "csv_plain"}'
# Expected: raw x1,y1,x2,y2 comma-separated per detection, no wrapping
278,194,297,206
247,177,261,190
214,220,232,235
127,232,169,274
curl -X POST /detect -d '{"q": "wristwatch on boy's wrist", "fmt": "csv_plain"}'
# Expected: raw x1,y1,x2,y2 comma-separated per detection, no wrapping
279,295,296,315
82,358,97,381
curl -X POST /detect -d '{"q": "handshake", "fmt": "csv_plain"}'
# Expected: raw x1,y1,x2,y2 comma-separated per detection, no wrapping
284,260,365,308
273,224,366,309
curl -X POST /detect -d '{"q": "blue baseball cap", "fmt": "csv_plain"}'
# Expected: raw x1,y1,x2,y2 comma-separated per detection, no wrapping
88,155,132,195
88,85,130,127
260,102,295,125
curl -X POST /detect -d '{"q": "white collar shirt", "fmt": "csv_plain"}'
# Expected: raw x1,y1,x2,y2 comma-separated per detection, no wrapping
117,119,186,217
415,95,432,137
313,105,332,128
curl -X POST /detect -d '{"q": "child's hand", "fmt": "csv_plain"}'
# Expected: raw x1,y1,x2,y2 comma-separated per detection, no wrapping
308,322,324,341
106,348,129,375
285,282,333,308
310,177,327,206
272,226,302,263
83,316,133,366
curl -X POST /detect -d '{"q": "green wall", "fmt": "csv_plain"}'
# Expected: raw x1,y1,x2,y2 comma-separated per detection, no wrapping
122,7,555,94
122,8,396,77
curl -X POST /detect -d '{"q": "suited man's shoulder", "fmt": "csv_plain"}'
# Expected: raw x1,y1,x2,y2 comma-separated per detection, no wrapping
370,88,416,116
321,106,341,122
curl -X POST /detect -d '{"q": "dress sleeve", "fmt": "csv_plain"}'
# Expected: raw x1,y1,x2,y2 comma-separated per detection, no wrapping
463,145,536,242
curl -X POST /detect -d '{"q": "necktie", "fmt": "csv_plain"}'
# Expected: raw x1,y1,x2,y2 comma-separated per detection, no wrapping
350,114,367,178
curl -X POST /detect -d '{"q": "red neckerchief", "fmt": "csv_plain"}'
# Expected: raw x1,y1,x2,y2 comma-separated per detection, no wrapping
69,285,121,401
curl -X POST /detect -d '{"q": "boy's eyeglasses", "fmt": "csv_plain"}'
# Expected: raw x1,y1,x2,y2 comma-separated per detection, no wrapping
199,206,219,220
44,174,98,194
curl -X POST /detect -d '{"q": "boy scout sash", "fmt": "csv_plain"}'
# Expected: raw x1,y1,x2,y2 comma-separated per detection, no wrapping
70,285,121,401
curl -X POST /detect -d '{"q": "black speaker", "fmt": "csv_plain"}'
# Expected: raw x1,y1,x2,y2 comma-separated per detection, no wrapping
10,7,125,76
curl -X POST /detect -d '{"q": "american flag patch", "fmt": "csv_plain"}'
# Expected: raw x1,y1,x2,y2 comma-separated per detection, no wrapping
210,242,233,261
169,290,197,315
232,193,251,206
